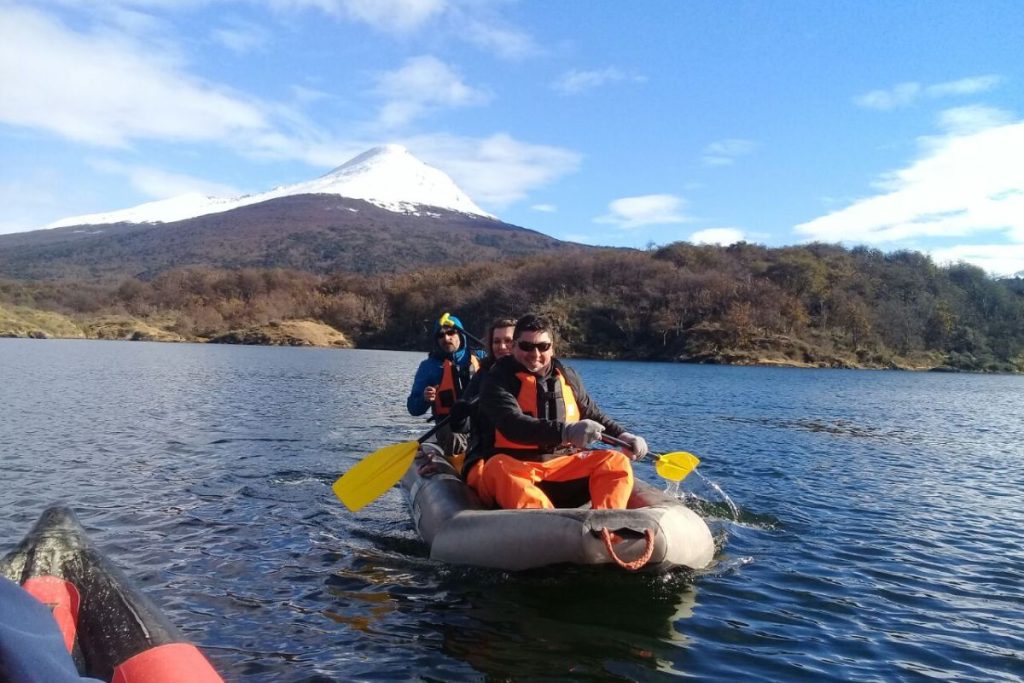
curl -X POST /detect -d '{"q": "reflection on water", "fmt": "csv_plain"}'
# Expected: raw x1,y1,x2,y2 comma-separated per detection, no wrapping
322,559,703,681
2,340,1023,681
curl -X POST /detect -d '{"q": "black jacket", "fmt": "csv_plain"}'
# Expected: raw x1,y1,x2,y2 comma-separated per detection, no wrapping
462,355,625,475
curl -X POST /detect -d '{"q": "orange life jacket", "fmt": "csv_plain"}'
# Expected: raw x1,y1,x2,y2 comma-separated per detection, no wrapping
434,355,480,416
494,369,579,452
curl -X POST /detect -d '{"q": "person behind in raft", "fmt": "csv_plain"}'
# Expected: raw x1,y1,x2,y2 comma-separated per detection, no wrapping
463,313,649,509
420,318,517,476
450,317,517,425
406,312,486,458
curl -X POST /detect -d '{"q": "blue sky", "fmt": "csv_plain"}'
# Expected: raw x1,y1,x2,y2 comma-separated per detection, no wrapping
3,0,1023,275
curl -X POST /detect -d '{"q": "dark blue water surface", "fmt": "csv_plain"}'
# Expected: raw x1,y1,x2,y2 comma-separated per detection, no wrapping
1,339,1022,681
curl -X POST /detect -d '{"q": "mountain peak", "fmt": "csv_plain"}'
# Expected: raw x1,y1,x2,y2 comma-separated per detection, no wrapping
297,144,490,217
46,145,493,229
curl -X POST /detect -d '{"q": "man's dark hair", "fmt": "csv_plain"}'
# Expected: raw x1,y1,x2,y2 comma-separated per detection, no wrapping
514,313,557,341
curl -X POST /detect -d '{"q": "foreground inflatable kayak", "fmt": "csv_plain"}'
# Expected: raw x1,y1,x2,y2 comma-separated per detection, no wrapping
0,506,223,683
400,453,715,572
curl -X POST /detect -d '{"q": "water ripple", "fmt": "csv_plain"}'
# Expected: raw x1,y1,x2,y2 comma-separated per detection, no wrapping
2,342,1023,681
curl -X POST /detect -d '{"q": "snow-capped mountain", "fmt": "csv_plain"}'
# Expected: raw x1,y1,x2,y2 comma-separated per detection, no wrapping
46,144,494,229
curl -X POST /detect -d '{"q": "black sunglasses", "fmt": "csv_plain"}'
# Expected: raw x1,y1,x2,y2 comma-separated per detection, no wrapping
517,340,552,353
436,328,458,338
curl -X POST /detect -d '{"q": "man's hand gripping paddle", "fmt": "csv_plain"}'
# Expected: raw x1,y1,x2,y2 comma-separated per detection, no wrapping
601,434,701,482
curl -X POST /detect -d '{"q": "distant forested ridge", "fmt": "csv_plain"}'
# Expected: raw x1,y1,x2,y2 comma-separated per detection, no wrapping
2,242,1022,372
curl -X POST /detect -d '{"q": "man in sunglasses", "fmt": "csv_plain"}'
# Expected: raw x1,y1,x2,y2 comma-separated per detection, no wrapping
463,313,649,510
407,312,486,458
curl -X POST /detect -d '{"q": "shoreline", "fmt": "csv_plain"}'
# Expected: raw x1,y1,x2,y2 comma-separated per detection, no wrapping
2,305,1018,373
2,328,1003,373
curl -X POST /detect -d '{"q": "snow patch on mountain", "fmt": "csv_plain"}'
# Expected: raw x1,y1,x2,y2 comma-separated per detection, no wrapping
47,145,494,228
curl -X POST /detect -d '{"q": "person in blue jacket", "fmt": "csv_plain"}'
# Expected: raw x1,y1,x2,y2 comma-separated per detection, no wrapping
407,312,485,458
0,576,103,683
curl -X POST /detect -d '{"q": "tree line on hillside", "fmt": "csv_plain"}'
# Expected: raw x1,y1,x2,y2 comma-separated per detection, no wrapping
2,242,1022,372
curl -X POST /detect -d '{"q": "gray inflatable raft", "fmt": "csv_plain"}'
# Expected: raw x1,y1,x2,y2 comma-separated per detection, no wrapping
400,454,715,572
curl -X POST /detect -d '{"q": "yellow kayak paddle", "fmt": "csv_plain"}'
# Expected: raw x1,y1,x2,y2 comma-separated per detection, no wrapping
601,434,701,482
333,402,474,511
333,439,421,512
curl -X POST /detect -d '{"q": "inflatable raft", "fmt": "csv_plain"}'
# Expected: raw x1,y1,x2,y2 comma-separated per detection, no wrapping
0,506,223,683
400,451,715,572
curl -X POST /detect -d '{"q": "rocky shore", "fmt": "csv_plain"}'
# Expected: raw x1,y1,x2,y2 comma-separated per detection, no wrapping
0,305,352,349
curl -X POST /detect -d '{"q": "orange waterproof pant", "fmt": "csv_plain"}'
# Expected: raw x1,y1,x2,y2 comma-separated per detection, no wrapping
466,450,634,510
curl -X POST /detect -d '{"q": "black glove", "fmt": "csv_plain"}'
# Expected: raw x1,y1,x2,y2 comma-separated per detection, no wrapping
449,399,473,423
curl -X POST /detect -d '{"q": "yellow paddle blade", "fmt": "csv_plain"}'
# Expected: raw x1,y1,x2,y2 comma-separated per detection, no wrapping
655,451,700,482
332,441,419,512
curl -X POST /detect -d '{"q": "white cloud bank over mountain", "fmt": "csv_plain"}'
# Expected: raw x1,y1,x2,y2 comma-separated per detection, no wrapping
795,115,1024,276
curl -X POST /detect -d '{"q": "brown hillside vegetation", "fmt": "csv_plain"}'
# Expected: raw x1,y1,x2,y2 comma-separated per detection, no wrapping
1,242,1022,372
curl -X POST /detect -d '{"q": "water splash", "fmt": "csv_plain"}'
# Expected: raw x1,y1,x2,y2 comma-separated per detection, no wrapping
665,468,781,533
663,470,740,522
694,471,741,521
698,555,755,578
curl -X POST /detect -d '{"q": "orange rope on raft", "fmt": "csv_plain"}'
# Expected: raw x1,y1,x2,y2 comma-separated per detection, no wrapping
601,528,655,571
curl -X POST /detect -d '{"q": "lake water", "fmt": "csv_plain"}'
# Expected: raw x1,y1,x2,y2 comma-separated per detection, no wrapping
1,339,1022,681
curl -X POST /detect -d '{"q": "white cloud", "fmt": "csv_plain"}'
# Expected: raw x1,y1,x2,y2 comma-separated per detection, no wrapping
0,6,271,148
702,138,756,166
855,74,1002,110
935,105,1014,135
290,84,331,106
595,194,690,229
407,133,581,207
464,19,538,60
342,0,446,31
268,0,447,32
267,0,541,57
928,243,1024,278
531,203,557,213
690,227,746,245
926,75,1003,97
45,1,180,37
211,21,270,54
375,55,490,128
552,67,644,95
88,159,241,198
855,82,923,110
794,119,1024,255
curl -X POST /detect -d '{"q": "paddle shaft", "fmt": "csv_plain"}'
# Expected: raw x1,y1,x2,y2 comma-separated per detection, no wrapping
600,433,637,452
419,396,480,444
461,328,486,348
418,414,453,444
